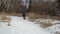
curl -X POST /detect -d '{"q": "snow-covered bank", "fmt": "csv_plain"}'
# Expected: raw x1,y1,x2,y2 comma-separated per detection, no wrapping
34,18,60,34
0,16,51,34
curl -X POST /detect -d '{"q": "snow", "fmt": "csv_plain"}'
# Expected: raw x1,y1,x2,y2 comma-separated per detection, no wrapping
34,18,60,34
0,16,51,34
0,16,60,34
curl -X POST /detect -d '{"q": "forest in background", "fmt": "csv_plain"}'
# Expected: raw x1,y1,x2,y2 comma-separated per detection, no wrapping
0,0,60,19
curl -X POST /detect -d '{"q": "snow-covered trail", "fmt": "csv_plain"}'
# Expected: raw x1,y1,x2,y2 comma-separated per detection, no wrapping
0,16,51,34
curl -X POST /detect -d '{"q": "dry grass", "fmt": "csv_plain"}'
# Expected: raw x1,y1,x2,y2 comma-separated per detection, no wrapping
0,15,11,26
27,12,60,20
0,12,22,16
39,20,53,28
27,13,40,19
27,13,52,20
27,13,41,22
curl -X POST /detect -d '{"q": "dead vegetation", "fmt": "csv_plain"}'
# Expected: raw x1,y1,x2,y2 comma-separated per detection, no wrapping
26,1,60,21
29,1,60,19
27,12,60,21
0,12,22,17
0,0,60,19
36,19,53,28
40,21,53,28
0,15,11,26
27,13,40,19
0,0,60,20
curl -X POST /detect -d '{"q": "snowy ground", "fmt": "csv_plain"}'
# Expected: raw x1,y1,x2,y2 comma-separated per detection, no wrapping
0,16,60,34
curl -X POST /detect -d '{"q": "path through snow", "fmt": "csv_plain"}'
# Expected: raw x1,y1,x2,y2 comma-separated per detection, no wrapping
0,16,51,34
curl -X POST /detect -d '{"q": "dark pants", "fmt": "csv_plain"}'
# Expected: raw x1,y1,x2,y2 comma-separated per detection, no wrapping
22,7,27,20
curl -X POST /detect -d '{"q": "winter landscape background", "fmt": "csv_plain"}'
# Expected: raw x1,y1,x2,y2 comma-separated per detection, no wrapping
0,0,60,34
